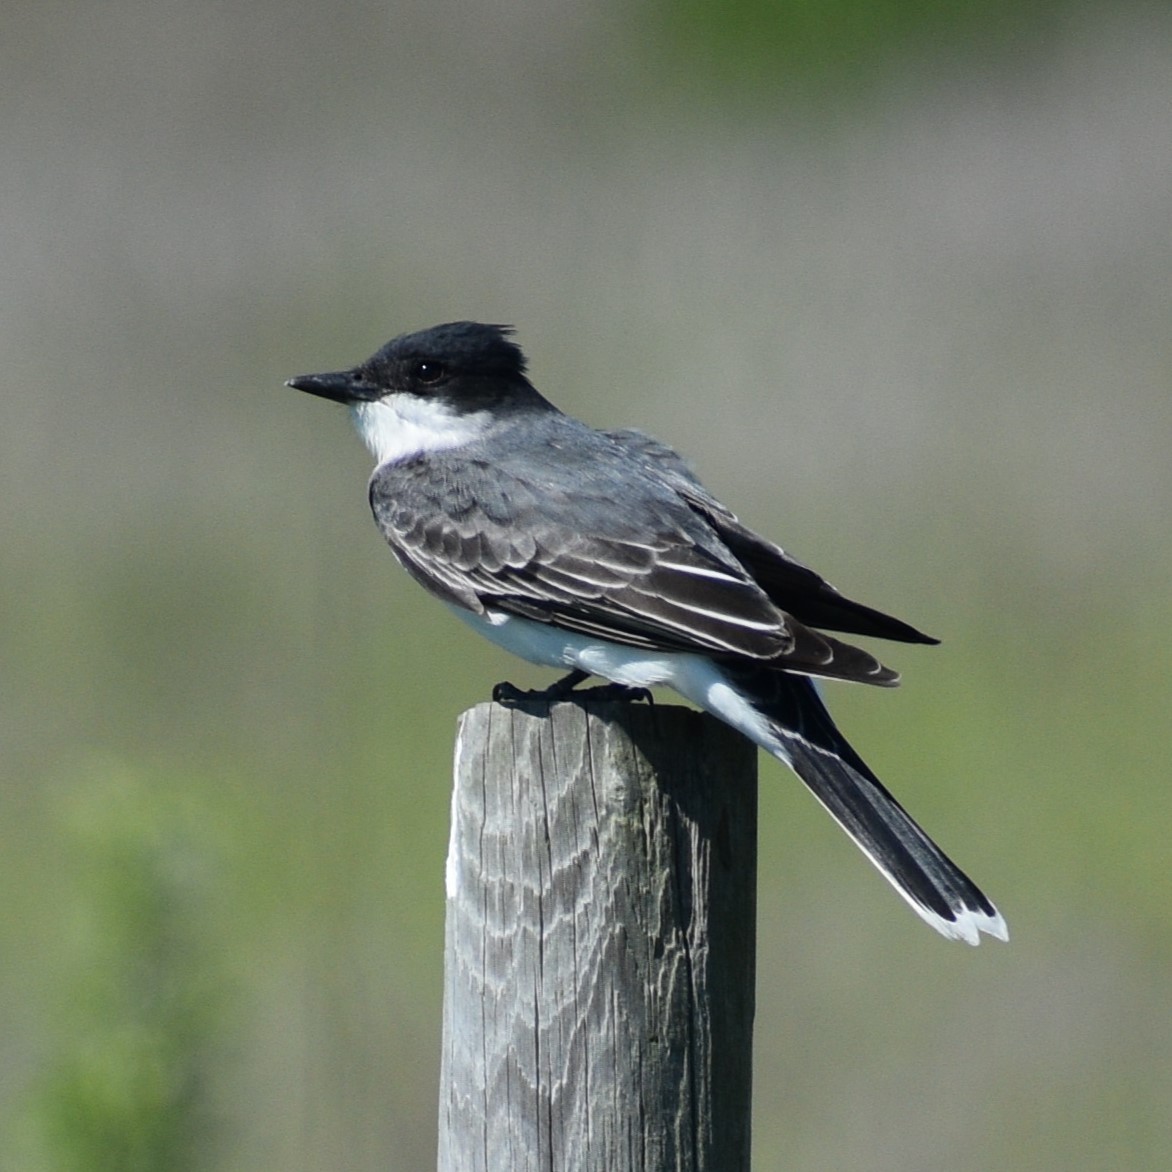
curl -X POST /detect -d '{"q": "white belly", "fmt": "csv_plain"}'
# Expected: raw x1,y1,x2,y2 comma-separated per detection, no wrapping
447,605,781,756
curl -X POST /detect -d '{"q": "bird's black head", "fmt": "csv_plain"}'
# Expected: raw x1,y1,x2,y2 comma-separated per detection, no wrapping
286,321,543,412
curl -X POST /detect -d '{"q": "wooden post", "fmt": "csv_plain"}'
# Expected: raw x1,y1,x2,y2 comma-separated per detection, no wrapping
438,699,758,1172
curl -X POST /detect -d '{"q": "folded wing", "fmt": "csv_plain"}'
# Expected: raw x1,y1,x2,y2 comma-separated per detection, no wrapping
370,446,901,686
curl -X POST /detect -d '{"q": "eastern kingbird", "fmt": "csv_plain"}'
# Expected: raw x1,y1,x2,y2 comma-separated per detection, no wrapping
288,321,1007,945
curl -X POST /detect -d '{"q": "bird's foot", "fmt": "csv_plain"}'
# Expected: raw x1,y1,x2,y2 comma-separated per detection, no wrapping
492,670,653,707
492,669,588,704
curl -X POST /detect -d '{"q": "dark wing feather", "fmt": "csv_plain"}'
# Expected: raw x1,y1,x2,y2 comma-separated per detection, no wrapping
369,432,900,686
607,429,938,646
699,513,938,645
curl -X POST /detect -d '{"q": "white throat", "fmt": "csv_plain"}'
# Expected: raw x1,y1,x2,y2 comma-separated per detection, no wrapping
350,394,489,467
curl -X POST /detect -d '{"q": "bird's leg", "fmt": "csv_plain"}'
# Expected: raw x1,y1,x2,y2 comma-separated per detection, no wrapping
492,669,653,706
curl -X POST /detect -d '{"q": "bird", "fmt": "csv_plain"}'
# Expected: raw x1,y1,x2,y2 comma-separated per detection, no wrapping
287,321,1007,945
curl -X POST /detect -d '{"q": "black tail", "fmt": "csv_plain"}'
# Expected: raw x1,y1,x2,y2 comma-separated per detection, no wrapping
726,665,1007,944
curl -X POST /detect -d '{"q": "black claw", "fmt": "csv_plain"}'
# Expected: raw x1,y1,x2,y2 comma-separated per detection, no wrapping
491,680,525,704
579,682,654,705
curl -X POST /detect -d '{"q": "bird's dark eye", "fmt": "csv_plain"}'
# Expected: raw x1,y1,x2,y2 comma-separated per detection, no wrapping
412,360,445,385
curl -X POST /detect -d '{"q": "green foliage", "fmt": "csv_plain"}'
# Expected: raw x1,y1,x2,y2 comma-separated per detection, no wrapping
12,769,225,1172
639,0,1067,103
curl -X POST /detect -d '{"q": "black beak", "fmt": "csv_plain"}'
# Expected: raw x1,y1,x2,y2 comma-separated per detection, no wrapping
285,368,380,404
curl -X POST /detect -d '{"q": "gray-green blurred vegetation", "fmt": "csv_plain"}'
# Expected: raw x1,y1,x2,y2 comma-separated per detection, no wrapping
12,768,224,1171
3,0,1170,1168
639,0,1069,104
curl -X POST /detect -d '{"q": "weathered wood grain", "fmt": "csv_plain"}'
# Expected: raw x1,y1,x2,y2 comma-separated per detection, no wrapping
438,700,757,1172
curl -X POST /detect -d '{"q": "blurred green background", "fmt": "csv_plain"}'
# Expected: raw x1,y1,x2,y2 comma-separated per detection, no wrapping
3,1,1171,1168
